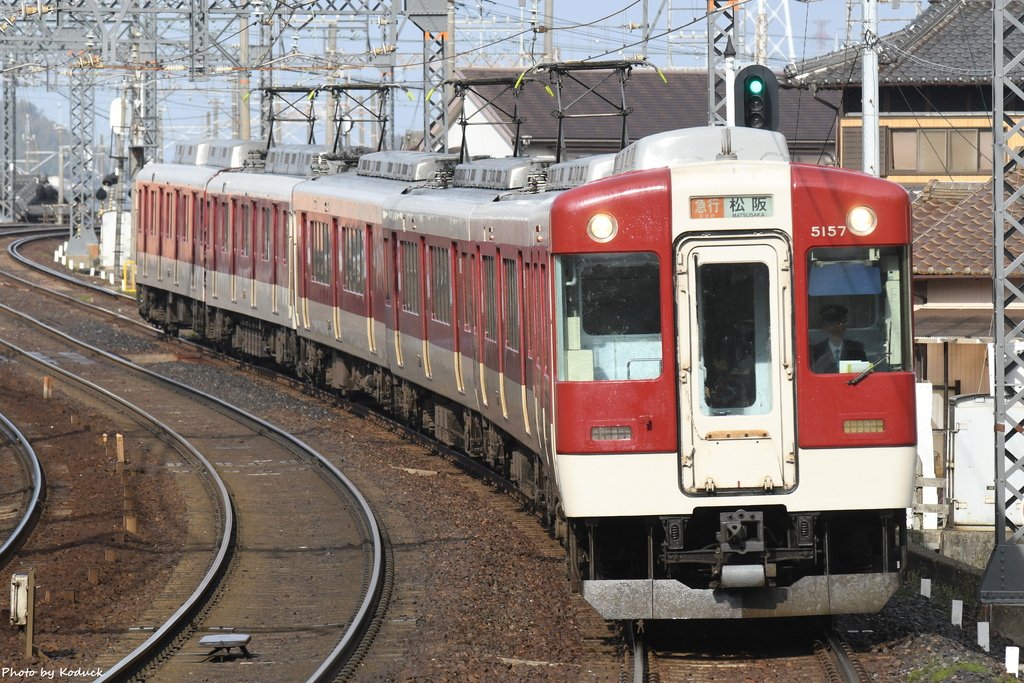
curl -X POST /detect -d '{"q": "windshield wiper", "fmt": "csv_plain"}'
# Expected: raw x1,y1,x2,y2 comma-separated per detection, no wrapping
847,355,888,386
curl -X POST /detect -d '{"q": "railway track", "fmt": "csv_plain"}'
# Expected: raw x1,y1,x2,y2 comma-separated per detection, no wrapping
6,232,630,679
0,410,45,568
0,249,388,680
634,620,870,682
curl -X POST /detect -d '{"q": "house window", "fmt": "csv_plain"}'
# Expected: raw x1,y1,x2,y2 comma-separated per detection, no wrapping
890,128,993,174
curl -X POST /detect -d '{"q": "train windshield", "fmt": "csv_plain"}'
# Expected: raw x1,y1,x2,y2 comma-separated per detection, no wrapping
697,262,773,416
807,246,911,375
555,252,662,381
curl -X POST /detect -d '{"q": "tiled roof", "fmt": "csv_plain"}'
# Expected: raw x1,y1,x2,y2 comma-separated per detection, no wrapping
912,178,1001,277
456,66,840,148
785,0,1024,87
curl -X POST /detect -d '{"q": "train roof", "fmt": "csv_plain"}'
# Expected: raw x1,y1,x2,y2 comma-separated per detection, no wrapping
613,126,789,174
293,169,422,204
135,162,223,188
384,180,555,245
209,169,308,200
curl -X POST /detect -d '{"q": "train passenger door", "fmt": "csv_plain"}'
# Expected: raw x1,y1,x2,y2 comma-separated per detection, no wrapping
676,236,796,493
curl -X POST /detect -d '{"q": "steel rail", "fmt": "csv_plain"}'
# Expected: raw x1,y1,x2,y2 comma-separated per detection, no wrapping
0,293,385,681
827,629,867,683
7,232,134,302
0,412,45,567
0,330,235,683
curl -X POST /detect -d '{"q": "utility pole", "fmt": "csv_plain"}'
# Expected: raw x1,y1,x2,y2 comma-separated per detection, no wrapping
861,0,880,176
707,0,737,126
1,66,16,222
238,16,251,141
544,0,554,62
980,0,1024,606
408,0,452,152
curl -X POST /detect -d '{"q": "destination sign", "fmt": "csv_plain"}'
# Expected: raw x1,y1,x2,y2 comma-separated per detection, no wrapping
690,195,773,220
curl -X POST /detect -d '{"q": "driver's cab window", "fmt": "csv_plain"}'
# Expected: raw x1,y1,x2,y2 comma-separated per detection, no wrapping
807,246,910,374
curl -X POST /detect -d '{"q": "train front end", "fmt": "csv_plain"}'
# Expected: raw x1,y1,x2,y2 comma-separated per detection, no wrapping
550,128,916,619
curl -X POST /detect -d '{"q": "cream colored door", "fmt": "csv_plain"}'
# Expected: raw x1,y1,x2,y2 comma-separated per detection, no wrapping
676,236,796,493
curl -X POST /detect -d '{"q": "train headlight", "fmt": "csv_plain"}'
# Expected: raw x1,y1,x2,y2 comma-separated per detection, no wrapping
847,205,877,236
587,213,618,243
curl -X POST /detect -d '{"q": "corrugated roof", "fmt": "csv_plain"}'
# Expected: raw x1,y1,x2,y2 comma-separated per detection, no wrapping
785,0,1023,88
456,66,840,149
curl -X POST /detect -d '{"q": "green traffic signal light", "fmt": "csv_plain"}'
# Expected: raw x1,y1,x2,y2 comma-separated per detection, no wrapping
733,65,778,131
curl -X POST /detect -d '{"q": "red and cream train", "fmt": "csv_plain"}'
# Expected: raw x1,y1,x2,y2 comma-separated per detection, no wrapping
134,126,916,620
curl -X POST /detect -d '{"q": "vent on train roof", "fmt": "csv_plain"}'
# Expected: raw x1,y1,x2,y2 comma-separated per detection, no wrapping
452,157,547,190
263,144,328,176
179,140,265,169
356,151,457,181
613,126,789,174
172,141,200,165
545,154,616,190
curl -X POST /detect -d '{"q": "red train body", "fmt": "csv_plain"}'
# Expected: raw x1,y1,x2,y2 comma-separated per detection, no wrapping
135,127,916,620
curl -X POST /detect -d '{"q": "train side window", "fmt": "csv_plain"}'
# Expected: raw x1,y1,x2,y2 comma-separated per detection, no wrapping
807,246,910,374
502,257,519,352
524,262,533,360
198,197,208,245
554,252,662,382
239,204,251,257
343,226,366,294
310,220,331,285
219,200,230,252
177,194,188,241
152,191,160,237
400,240,421,314
164,192,173,239
429,245,451,323
483,255,497,341
460,252,476,334
261,207,272,261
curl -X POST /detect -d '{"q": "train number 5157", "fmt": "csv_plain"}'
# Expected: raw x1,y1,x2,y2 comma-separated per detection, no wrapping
810,225,847,237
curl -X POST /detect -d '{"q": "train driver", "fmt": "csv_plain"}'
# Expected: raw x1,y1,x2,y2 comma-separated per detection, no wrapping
810,304,866,373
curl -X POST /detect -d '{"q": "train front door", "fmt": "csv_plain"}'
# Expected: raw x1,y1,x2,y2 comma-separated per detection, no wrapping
675,236,796,494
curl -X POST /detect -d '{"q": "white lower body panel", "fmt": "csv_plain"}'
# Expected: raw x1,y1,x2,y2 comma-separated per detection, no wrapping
556,446,917,517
